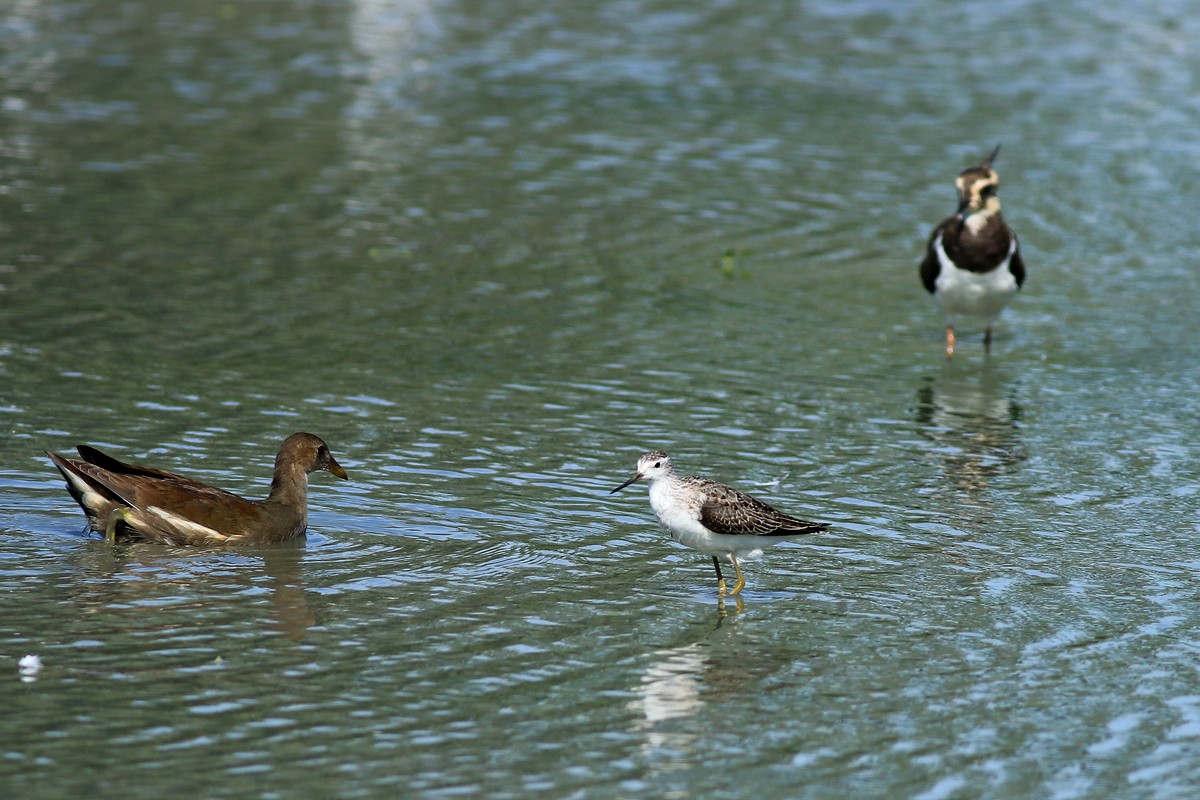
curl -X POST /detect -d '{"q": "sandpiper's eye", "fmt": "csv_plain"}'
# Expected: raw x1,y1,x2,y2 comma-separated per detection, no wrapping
654,461,661,468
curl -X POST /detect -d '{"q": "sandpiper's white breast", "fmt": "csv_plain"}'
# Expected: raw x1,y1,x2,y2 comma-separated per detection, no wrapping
934,235,1019,323
647,479,707,543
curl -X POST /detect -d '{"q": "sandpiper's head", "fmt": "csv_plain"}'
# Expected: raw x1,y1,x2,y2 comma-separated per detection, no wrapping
610,450,673,494
954,144,1002,216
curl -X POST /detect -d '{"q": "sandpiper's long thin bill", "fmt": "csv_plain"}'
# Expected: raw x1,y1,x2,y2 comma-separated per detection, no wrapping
610,472,641,494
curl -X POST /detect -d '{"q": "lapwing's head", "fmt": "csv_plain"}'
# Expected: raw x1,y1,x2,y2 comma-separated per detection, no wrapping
954,144,1002,217
610,450,674,493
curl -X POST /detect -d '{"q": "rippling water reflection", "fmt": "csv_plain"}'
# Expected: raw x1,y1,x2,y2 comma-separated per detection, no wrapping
6,0,1200,797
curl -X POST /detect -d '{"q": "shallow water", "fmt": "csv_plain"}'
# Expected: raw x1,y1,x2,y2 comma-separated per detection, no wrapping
4,0,1200,797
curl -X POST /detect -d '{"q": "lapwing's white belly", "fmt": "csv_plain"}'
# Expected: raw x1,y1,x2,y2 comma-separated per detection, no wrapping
934,237,1019,324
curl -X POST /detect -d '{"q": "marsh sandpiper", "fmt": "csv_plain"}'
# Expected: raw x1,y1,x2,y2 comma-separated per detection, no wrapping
611,451,828,596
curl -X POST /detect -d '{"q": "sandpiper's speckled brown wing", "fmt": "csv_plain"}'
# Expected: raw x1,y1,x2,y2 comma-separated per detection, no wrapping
684,477,829,537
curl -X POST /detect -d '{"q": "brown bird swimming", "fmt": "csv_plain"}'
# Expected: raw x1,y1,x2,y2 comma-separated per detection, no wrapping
46,432,348,546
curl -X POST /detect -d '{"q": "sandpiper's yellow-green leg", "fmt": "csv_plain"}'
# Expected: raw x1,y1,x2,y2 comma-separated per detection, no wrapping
712,556,727,595
728,555,746,597
104,507,131,542
945,326,956,359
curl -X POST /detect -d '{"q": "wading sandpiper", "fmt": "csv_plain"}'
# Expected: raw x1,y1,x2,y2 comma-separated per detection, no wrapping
611,451,828,596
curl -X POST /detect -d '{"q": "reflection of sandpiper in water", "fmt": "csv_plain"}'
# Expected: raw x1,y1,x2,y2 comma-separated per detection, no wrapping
612,451,828,596
630,629,792,770
632,643,709,726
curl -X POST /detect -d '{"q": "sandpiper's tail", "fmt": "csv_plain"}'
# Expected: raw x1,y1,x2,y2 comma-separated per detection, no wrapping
769,517,829,537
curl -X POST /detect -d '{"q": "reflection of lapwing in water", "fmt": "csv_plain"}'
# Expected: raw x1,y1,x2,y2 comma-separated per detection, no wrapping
919,145,1027,358
915,370,1025,493
611,451,828,596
